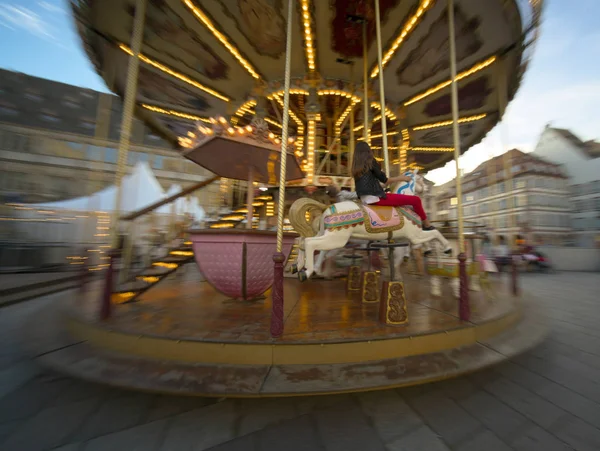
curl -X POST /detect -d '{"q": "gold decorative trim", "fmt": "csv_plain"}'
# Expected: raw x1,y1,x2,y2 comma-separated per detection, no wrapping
66,307,522,365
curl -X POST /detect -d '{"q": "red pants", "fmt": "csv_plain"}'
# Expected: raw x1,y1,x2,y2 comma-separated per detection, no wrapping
374,193,427,221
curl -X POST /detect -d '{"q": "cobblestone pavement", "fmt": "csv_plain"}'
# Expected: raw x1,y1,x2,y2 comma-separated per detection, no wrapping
0,273,599,451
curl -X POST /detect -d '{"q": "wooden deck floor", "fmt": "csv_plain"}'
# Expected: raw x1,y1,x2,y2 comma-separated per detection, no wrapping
74,266,517,344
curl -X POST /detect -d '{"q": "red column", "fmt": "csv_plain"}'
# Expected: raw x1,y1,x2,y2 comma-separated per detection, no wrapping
458,253,470,321
511,254,519,296
271,252,285,338
100,250,117,320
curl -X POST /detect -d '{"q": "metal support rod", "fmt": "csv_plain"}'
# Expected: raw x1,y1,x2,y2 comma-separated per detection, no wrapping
349,107,355,181
315,104,354,174
497,57,514,238
272,0,294,338
362,21,369,144
109,0,147,249
374,0,390,175
448,0,465,253
246,167,254,229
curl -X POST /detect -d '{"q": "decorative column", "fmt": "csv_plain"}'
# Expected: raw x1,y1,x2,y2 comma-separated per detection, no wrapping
101,0,146,320
246,167,254,229
448,0,469,321
349,107,355,184
374,0,390,175
271,0,294,338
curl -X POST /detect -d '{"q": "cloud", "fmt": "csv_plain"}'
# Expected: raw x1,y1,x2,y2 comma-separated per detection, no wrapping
0,1,72,50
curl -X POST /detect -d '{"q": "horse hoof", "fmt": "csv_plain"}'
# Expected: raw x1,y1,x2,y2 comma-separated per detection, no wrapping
298,270,308,282
291,263,298,274
423,250,433,257
444,247,452,255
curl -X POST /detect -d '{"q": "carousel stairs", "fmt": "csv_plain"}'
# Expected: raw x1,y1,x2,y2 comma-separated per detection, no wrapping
207,195,273,229
111,241,195,304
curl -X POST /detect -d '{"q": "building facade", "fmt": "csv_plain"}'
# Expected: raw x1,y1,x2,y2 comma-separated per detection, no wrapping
0,69,220,212
432,149,573,245
533,126,600,247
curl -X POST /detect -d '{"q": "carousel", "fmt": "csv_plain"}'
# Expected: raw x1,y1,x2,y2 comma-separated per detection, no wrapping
30,0,547,396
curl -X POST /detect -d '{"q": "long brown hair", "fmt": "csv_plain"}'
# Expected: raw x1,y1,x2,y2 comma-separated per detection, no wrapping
351,141,373,177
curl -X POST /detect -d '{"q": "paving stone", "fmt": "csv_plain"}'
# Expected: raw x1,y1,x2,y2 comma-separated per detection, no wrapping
204,434,257,451
0,419,20,444
454,430,512,451
512,353,600,403
293,394,352,416
404,390,483,446
256,414,323,451
429,378,479,402
511,425,572,451
552,414,600,451
314,399,386,451
385,425,450,451
237,397,298,436
83,419,169,451
71,393,154,442
0,360,40,400
496,361,600,429
0,373,73,422
356,390,423,443
49,379,117,407
160,400,236,451
51,444,84,451
144,395,217,423
459,390,532,443
482,375,569,428
1,397,99,451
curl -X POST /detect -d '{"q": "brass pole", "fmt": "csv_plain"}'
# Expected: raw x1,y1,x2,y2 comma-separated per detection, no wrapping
349,107,355,184
374,0,390,175
362,21,370,144
448,0,464,253
110,0,147,249
276,0,294,253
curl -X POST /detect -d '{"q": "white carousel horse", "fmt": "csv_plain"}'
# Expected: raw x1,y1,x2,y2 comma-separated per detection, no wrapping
289,191,451,281
313,170,428,277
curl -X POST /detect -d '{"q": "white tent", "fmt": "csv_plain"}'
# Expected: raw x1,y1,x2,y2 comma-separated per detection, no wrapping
31,162,206,220
156,184,205,222
33,162,166,213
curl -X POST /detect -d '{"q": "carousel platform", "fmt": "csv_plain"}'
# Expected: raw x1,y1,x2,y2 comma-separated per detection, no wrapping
29,267,546,397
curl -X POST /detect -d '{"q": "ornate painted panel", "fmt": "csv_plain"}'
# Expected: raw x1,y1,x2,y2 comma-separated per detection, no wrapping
396,6,482,87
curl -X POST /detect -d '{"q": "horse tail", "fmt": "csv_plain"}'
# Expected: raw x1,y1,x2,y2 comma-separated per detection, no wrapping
289,198,328,238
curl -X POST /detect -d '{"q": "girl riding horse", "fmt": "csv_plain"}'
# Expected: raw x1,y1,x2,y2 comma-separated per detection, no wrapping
352,142,435,230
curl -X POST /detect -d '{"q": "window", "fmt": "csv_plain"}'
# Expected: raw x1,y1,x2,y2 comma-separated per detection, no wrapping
86,146,103,161
40,114,60,122
63,99,80,108
80,120,95,130
147,134,161,141
127,151,138,165
25,93,43,102
0,105,17,116
153,155,163,169
104,147,117,164
80,91,95,99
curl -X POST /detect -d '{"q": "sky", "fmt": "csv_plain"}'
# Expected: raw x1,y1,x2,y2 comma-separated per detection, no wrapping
1,0,599,184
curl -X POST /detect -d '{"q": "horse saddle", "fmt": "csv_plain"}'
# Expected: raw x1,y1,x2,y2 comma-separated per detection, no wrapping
359,205,404,233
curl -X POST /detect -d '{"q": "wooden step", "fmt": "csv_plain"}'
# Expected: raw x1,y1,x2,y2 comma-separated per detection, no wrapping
113,280,148,294
137,266,172,277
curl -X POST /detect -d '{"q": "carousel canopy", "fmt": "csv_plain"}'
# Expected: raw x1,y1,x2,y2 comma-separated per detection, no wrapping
71,0,542,172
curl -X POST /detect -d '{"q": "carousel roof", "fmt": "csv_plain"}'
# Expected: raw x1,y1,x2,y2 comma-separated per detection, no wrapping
71,0,543,172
